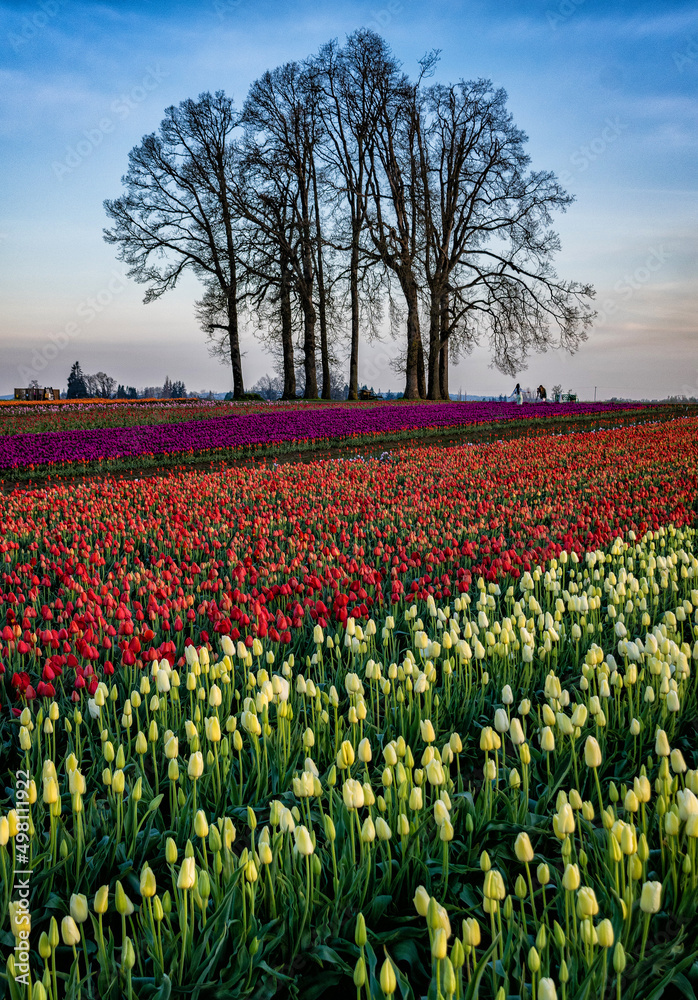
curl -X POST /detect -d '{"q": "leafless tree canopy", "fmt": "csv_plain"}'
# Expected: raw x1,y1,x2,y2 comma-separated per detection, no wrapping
104,33,594,400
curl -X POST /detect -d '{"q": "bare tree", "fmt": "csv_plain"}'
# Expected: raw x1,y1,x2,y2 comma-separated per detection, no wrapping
358,44,438,398
230,160,300,399
103,92,247,397
242,63,329,399
415,80,594,398
312,31,390,400
82,371,116,397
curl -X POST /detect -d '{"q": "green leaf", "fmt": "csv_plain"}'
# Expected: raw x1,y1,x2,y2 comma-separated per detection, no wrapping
308,945,352,971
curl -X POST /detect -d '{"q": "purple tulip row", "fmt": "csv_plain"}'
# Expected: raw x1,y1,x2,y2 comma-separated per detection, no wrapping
0,401,645,470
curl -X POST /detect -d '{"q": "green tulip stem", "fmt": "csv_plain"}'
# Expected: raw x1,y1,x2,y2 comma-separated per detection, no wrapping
593,769,604,823
179,889,188,984
151,743,159,794
51,943,58,1000
639,911,651,960
526,861,537,921
80,924,92,997
214,743,222,799
489,910,497,994
72,944,81,1000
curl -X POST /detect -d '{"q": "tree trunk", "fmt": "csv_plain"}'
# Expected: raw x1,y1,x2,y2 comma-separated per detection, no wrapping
302,299,319,399
427,291,442,400
417,337,427,399
439,339,449,400
312,167,331,400
403,279,421,400
439,290,450,400
226,283,245,399
280,262,296,400
348,234,360,401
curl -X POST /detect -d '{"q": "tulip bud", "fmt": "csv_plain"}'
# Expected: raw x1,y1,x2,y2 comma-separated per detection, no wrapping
294,825,314,856
584,736,602,768
443,956,456,996
69,894,88,924
514,831,534,863
177,857,196,890
94,885,109,914
355,912,367,947
414,885,430,917
576,886,599,918
420,719,436,743
39,932,51,960
361,816,376,844
597,918,614,948
552,921,565,951
61,916,80,947
665,811,680,837
122,936,135,970
432,928,448,960
539,978,557,1000
48,917,59,949
115,880,134,916
354,956,366,988
140,865,157,898
376,817,392,841
562,864,580,891
380,957,397,996
194,810,209,839
640,880,662,913
613,942,626,973
188,751,204,779
166,837,178,864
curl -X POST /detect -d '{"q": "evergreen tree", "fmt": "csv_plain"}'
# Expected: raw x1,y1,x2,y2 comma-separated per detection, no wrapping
67,362,87,399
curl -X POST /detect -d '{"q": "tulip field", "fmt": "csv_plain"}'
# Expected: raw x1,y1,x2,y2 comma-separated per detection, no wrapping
0,400,656,484
1,416,698,999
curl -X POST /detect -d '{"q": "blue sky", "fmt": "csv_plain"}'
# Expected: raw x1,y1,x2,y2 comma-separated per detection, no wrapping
1,0,696,398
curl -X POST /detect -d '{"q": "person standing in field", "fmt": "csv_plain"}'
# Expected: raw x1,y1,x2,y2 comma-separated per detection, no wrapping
513,382,523,405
